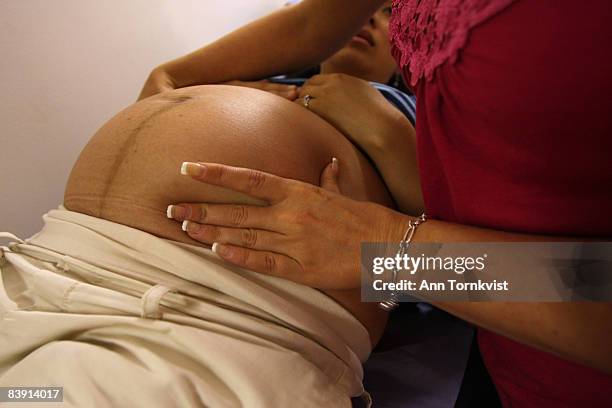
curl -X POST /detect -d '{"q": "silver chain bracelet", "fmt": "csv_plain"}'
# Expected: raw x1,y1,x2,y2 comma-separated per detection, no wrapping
378,213,427,311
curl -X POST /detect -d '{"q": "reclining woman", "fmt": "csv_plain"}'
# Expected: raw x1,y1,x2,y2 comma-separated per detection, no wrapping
0,84,400,407
0,4,423,406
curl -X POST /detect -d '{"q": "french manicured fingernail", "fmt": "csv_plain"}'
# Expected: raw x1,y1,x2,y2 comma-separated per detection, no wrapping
182,220,201,233
212,242,229,257
180,162,206,177
332,157,339,172
167,205,186,219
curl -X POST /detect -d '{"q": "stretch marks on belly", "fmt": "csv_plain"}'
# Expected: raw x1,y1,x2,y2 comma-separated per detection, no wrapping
98,93,195,215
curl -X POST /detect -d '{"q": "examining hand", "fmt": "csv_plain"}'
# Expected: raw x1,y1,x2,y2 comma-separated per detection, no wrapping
167,161,411,289
223,80,299,100
296,73,406,152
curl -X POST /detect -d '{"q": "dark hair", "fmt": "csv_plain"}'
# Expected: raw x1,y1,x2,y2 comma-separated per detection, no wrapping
284,65,413,95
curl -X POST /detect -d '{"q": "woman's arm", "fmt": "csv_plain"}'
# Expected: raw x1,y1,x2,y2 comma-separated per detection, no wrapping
439,301,612,375
138,0,386,99
415,219,612,375
168,162,612,374
363,110,423,215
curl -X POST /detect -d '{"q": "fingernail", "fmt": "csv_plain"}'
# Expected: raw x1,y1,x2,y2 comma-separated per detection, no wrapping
167,205,186,219
182,220,201,233
212,242,229,257
332,157,339,172
180,162,206,177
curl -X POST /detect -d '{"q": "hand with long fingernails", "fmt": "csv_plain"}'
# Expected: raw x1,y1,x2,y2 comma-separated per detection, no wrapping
166,158,411,289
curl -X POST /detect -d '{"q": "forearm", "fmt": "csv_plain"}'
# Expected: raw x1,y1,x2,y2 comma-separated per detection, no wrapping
438,301,612,374
415,218,612,373
368,113,424,215
170,158,612,372
160,0,384,88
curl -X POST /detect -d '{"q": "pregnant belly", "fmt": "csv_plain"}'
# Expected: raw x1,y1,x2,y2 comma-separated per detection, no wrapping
64,85,391,344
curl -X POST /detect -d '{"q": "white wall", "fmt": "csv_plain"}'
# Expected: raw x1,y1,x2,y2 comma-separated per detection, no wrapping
0,0,285,238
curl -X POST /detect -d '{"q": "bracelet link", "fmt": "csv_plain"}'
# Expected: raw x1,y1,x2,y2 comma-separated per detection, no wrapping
377,213,427,311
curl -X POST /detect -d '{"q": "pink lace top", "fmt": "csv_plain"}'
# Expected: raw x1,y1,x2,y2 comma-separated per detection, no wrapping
389,0,516,86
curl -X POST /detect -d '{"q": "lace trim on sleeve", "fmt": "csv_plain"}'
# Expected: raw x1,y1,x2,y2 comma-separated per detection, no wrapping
389,0,516,86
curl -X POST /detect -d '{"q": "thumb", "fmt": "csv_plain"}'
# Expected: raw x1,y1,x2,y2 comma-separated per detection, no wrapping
320,157,341,193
